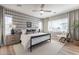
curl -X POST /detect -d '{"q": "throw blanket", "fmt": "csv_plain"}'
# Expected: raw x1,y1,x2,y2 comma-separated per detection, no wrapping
20,33,47,50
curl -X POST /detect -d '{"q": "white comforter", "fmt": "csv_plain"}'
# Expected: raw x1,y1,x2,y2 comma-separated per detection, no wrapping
20,33,47,50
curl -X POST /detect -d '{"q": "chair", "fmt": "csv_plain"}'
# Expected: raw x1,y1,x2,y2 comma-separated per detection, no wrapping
59,33,71,43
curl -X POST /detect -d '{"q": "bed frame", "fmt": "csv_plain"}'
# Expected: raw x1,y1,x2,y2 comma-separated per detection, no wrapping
30,33,51,52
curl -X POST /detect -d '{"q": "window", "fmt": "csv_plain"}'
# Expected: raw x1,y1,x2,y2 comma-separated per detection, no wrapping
38,21,42,31
48,18,68,33
5,15,12,35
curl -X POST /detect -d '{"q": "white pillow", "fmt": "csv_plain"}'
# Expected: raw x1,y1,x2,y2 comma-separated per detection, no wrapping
22,29,26,34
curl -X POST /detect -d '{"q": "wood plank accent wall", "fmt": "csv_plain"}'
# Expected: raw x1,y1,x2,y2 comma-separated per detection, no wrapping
4,8,41,30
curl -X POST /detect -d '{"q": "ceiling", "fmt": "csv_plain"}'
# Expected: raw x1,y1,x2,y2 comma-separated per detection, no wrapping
1,4,79,18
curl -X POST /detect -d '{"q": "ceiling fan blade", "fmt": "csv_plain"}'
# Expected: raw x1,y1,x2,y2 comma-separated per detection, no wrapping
44,10,52,12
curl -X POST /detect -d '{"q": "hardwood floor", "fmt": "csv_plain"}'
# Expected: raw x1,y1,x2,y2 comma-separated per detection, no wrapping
0,39,79,55
58,43,79,55
0,45,15,55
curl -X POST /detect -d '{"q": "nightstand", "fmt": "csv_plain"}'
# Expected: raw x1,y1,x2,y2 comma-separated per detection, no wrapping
5,34,21,45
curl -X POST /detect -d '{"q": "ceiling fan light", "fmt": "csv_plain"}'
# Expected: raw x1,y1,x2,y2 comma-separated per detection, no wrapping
40,10,44,14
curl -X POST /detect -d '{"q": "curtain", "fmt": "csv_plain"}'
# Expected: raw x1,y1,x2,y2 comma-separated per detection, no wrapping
68,9,79,41
0,6,4,45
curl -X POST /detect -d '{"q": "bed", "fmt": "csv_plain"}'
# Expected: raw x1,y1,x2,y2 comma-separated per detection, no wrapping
20,33,51,52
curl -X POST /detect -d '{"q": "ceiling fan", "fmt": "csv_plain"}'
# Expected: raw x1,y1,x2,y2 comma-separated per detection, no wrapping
32,4,52,15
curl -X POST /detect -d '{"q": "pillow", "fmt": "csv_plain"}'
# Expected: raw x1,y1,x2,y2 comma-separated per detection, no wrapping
22,29,26,34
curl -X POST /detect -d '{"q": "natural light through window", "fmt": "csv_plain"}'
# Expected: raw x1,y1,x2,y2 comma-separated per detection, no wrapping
38,21,42,31
48,18,68,33
5,15,12,35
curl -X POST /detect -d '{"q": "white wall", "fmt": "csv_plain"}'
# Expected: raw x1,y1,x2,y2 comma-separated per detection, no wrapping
42,18,49,33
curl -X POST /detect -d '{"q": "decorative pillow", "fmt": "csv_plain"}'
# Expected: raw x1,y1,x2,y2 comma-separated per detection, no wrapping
22,29,26,34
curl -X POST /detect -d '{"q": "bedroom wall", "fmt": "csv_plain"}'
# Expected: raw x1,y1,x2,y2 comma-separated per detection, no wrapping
4,8,41,31
12,16,41,30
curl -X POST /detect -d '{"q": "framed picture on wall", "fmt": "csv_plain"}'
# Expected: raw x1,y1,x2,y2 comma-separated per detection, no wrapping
26,22,32,28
